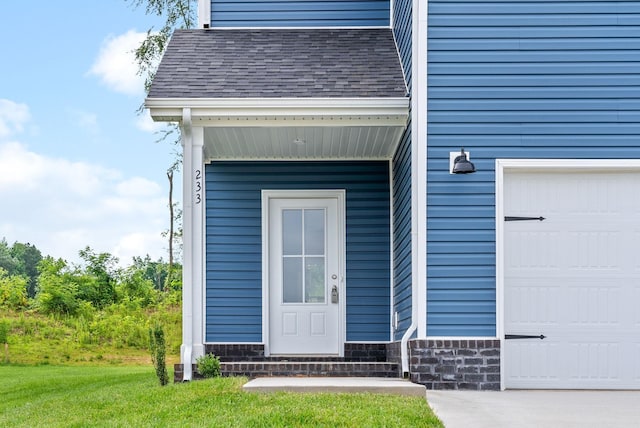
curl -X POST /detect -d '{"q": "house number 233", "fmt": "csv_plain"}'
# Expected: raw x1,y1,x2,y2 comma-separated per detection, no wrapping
195,170,202,204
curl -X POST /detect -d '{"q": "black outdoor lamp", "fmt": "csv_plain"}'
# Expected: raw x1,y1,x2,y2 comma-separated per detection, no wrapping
451,148,476,174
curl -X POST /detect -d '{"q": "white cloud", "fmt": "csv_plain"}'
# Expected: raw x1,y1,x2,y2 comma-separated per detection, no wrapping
0,141,170,264
0,99,30,138
88,30,147,96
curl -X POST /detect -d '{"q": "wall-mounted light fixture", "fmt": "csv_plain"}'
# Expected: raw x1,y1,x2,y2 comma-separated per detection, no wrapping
450,148,476,174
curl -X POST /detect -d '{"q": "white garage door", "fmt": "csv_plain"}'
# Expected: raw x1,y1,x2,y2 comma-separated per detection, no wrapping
504,170,640,389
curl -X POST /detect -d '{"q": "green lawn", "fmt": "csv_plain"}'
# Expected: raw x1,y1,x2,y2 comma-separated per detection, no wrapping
0,366,443,427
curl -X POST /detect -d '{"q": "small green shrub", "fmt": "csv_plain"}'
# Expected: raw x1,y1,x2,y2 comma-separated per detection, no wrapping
196,353,221,378
149,324,169,386
0,320,8,344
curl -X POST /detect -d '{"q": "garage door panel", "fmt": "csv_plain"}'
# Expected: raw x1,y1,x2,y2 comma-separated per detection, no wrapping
506,281,560,326
568,341,621,383
567,284,622,326
506,341,561,385
505,230,561,270
504,171,640,389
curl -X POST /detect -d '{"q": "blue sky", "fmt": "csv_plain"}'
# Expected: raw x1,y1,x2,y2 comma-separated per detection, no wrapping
0,2,181,263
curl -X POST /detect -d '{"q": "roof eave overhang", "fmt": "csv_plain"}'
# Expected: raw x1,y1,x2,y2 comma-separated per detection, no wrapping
144,97,409,127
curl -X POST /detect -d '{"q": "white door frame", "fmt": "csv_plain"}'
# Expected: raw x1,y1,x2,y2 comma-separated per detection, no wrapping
496,158,640,390
261,189,346,357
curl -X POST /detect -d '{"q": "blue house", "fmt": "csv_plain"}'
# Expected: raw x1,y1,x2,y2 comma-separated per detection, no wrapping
146,0,640,390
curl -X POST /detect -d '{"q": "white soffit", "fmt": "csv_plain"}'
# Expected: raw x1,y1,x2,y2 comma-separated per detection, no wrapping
146,97,409,160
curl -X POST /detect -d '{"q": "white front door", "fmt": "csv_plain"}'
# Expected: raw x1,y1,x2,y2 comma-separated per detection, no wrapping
503,170,640,389
266,192,343,355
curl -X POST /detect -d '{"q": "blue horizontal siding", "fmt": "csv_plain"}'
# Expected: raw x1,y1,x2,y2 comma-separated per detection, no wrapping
211,0,390,27
206,161,390,343
427,1,640,337
392,120,413,340
390,2,412,348
393,0,412,90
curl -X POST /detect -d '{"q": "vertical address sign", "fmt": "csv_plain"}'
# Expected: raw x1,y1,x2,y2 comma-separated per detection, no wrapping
195,169,202,204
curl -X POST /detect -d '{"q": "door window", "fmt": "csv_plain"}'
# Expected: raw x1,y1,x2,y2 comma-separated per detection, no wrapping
281,208,326,304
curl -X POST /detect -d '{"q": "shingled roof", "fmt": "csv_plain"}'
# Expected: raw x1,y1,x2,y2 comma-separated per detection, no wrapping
148,28,407,99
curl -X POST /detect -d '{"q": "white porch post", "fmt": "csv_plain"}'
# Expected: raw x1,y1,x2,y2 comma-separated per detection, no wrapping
180,108,205,381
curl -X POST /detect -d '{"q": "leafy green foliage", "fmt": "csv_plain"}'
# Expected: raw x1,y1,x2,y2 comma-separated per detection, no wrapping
0,319,8,344
0,268,28,309
9,242,42,298
0,237,183,366
78,247,118,308
1,304,181,366
36,258,81,316
0,239,20,276
196,353,221,378
117,267,158,306
0,319,8,363
126,0,196,93
149,324,169,386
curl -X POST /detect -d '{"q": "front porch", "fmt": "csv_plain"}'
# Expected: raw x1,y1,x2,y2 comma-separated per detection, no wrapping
145,27,411,382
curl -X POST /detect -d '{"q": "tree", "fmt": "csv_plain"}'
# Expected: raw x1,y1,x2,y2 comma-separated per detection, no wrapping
127,0,196,93
126,0,196,271
78,247,119,309
10,242,42,298
36,257,80,316
0,239,20,276
0,268,28,310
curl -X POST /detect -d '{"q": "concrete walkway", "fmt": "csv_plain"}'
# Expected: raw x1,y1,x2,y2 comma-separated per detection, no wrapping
427,390,640,428
243,377,426,396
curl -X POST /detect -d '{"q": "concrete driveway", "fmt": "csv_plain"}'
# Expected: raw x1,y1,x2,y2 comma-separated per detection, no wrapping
427,390,640,428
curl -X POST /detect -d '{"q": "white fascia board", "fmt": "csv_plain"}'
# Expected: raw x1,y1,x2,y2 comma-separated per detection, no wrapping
145,97,410,126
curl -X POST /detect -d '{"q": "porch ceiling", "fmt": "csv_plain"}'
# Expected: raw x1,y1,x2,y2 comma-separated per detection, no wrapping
147,97,409,160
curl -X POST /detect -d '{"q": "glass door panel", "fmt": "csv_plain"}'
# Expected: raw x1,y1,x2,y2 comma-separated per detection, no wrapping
282,208,326,304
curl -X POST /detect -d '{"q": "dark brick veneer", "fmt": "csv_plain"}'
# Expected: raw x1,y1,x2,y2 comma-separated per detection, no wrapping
175,340,501,389
174,343,400,382
408,339,501,390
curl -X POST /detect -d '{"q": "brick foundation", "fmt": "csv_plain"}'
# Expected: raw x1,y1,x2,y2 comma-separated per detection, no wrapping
176,340,500,388
204,344,265,361
175,343,398,382
408,339,501,390
386,341,402,368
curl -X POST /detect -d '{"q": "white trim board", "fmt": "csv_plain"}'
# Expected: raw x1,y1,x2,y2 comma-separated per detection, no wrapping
146,97,409,126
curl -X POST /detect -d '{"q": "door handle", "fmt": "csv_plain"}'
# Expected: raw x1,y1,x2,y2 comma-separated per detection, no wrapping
331,285,339,304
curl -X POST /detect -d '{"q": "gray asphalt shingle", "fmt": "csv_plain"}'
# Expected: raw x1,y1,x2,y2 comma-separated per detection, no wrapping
148,28,408,99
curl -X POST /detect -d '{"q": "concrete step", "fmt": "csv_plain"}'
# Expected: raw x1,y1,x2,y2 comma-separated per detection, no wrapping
243,377,426,397
221,361,399,378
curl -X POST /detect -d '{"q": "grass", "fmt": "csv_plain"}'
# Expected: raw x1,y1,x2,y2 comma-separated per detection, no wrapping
0,366,443,427
0,307,181,366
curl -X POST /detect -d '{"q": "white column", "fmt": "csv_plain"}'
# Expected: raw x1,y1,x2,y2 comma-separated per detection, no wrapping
191,126,205,361
181,108,194,380
181,109,206,381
